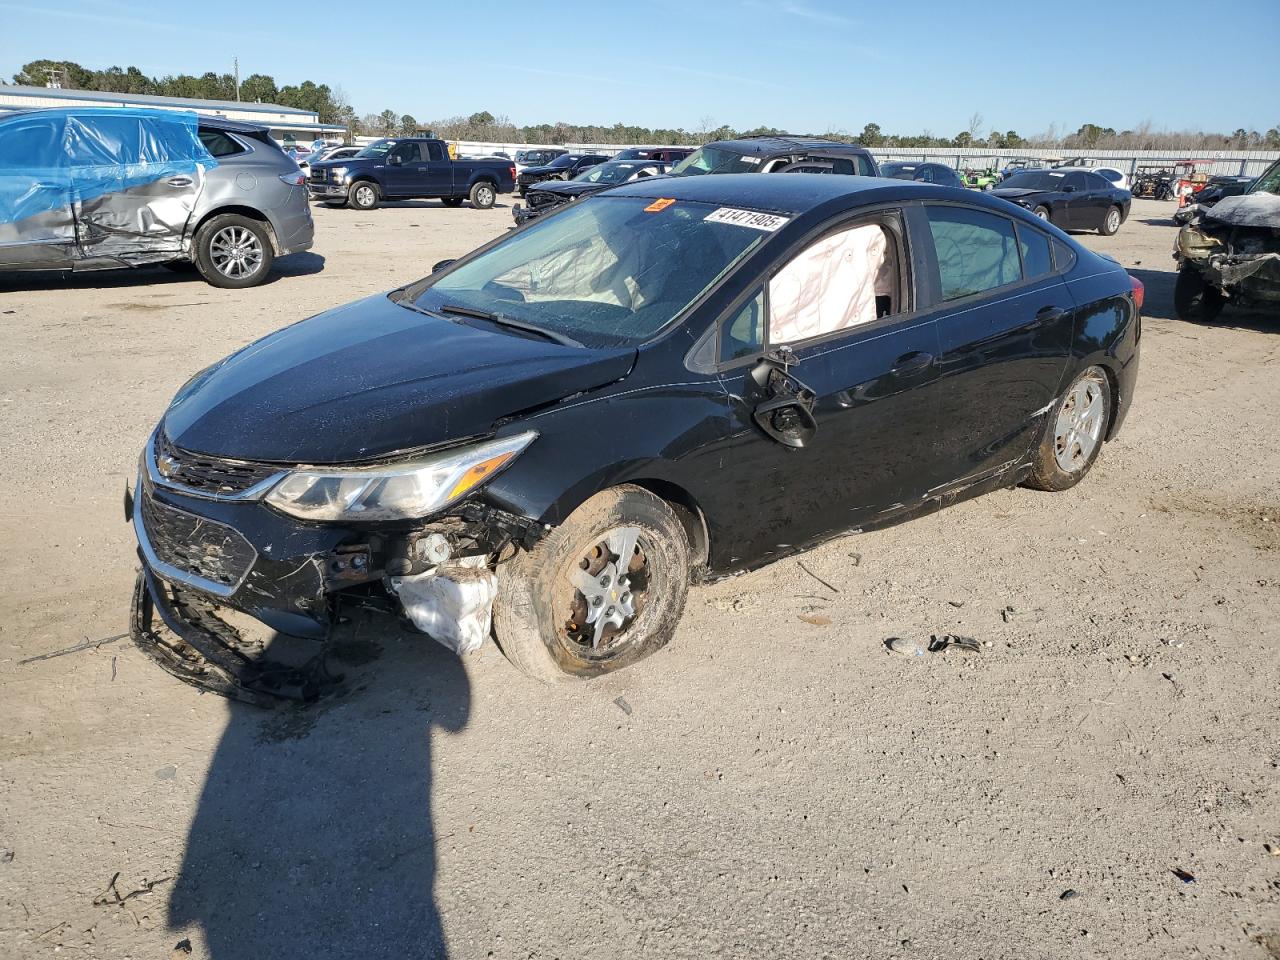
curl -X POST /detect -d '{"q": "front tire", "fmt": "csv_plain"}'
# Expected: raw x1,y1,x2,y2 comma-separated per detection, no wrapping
348,180,379,210
1100,205,1122,235
1024,366,1112,492
469,181,497,209
493,485,691,683
1173,267,1225,322
192,214,274,289
1033,205,1051,221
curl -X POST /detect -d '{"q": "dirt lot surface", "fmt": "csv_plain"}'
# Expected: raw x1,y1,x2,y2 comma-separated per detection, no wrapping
1,197,1277,959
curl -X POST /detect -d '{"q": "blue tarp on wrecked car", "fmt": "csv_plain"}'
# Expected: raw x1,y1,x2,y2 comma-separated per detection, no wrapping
0,107,216,260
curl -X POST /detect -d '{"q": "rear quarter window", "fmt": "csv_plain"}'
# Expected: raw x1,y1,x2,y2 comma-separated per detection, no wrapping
1016,224,1053,279
198,128,246,158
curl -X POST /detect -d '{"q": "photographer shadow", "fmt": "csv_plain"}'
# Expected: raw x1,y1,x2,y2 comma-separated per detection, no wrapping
168,617,471,959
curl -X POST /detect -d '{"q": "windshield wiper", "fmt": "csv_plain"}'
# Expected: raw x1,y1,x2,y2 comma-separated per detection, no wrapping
438,304,584,348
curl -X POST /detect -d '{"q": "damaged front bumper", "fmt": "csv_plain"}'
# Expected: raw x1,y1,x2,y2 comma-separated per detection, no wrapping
128,430,541,703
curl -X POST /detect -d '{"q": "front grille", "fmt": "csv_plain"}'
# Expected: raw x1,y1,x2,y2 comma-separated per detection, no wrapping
141,494,257,590
155,433,280,495
527,191,561,210
308,169,329,184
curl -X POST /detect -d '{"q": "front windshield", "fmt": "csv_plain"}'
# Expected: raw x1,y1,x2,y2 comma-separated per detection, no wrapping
1249,160,1280,195
669,145,760,177
576,162,647,184
407,197,772,347
1000,171,1067,191
547,154,576,169
355,139,395,159
880,163,917,180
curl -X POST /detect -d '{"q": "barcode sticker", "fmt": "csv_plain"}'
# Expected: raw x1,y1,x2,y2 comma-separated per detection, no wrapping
704,207,790,232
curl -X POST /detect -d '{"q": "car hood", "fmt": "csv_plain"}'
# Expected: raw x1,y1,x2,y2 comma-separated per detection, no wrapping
521,163,570,176
535,181,608,198
163,294,636,464
991,187,1051,200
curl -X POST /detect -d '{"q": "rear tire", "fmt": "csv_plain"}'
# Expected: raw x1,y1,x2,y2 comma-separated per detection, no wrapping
1173,267,1225,322
493,485,690,683
348,180,379,210
1099,205,1122,236
192,214,274,289
1024,366,1112,492
469,180,497,209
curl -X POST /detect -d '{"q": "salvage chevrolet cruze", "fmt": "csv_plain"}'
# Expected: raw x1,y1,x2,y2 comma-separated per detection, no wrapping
129,174,1141,701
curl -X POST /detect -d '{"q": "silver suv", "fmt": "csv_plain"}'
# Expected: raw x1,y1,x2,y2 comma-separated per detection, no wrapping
0,107,314,288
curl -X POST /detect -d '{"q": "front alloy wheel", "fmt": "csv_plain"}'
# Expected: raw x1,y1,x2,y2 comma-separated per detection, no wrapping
493,486,691,683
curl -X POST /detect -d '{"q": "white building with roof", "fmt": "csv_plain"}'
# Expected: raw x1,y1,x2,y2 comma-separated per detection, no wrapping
0,84,346,145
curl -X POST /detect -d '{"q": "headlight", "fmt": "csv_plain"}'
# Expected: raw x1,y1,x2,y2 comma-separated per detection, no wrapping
264,431,536,522
330,166,349,181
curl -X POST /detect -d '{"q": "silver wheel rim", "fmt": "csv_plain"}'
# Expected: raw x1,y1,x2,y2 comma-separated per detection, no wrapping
1036,208,1049,220
209,225,264,279
354,185,375,206
1106,209,1120,232
476,185,494,206
1053,371,1107,473
564,525,644,652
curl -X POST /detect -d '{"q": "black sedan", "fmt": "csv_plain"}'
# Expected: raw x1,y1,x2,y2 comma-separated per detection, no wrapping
128,174,1141,699
513,159,669,224
880,161,966,188
516,153,610,195
992,169,1131,234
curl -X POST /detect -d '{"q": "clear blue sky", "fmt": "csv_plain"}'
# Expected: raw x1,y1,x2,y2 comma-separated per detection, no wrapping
3,0,1278,135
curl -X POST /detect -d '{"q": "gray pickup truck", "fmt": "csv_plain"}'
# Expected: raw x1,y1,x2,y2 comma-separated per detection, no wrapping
307,137,517,210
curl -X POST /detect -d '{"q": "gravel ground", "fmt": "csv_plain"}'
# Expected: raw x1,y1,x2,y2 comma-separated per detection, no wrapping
0,197,1277,960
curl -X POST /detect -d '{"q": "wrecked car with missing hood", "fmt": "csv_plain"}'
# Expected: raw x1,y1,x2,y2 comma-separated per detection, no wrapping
129,173,1141,702
1173,159,1280,322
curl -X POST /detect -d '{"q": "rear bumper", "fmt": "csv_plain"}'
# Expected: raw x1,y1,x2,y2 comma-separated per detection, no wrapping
272,189,316,255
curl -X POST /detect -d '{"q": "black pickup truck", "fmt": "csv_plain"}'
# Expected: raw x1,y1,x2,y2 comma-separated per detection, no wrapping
308,137,516,210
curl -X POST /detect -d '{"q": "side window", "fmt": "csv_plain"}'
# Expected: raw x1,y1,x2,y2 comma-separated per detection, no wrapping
0,118,64,169
390,142,420,163
425,141,446,162
768,220,902,345
918,167,934,183
198,128,246,158
64,114,141,167
719,289,765,362
1016,224,1053,279
828,157,855,176
1086,173,1110,191
1065,172,1089,192
855,155,875,176
925,206,1021,300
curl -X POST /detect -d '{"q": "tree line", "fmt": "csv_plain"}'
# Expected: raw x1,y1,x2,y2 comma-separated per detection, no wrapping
13,61,1279,151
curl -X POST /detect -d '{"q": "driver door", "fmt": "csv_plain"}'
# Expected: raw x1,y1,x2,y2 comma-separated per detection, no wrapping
708,211,942,562
382,141,422,196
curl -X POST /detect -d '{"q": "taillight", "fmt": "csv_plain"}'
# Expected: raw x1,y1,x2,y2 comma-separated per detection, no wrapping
509,165,516,181
1129,275,1144,312
279,172,306,186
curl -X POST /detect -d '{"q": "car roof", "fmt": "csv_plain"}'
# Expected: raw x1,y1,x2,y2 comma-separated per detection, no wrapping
705,135,871,157
602,171,991,215
0,106,268,134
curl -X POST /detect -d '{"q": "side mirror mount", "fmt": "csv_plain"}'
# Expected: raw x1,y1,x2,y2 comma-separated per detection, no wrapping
1063,184,1076,193
432,258,456,273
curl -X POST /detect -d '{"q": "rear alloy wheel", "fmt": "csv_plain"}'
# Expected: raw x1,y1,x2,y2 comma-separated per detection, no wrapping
1173,267,1226,322
1024,366,1112,492
1100,205,1123,236
348,181,379,210
469,181,497,209
493,485,690,683
192,214,274,289
1033,205,1051,221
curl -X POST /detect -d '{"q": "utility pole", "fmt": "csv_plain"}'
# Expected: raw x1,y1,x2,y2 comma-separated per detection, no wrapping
233,57,240,101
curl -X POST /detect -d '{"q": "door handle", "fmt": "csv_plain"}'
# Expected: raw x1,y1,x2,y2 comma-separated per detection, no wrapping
1035,306,1068,325
166,176,193,187
890,351,934,375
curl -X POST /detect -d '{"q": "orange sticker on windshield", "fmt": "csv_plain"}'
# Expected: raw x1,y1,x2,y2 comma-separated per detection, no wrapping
644,198,676,213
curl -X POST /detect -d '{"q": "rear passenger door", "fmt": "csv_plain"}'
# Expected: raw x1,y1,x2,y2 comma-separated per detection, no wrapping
916,204,1074,489
71,112,207,262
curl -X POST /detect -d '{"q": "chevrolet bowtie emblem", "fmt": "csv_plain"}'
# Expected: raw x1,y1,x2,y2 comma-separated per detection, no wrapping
157,454,179,478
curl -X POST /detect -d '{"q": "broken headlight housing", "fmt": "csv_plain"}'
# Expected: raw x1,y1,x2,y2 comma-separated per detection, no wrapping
264,431,536,522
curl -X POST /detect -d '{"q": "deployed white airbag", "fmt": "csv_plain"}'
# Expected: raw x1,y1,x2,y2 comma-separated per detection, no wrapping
390,558,497,656
769,223,892,343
